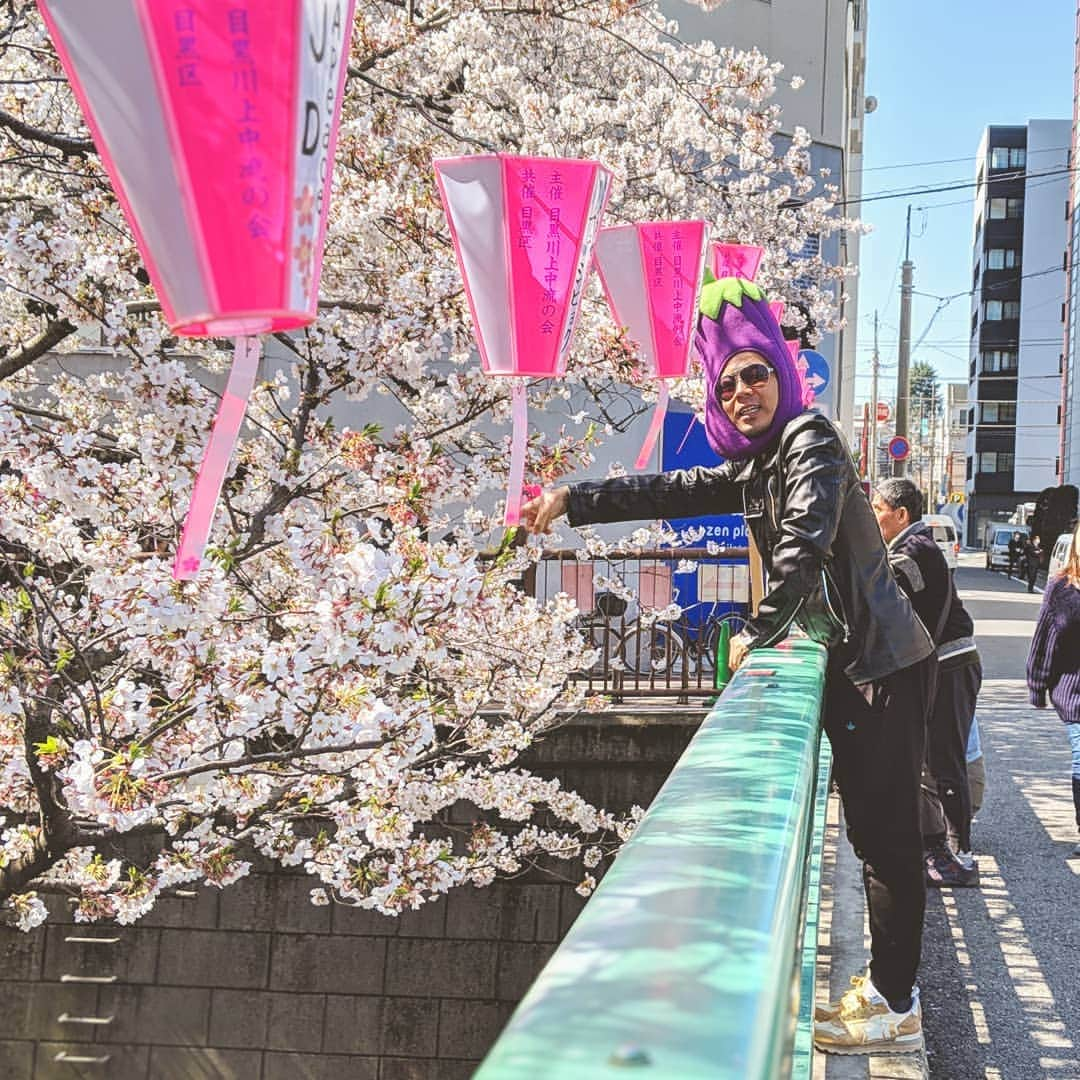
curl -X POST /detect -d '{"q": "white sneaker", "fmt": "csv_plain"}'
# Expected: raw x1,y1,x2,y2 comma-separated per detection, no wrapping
813,982,924,1056
956,850,977,871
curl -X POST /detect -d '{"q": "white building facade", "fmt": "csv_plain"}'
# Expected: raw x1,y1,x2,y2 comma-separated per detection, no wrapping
964,120,1070,547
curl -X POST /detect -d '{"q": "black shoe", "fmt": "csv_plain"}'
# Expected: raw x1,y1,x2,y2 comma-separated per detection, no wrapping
925,846,979,887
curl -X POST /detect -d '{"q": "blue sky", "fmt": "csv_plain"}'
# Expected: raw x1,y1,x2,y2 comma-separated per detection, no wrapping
855,1,1076,405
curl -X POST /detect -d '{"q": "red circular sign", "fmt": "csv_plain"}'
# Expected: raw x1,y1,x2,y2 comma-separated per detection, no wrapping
888,435,910,461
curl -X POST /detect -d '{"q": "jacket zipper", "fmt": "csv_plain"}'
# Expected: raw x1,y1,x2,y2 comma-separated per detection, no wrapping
821,566,851,643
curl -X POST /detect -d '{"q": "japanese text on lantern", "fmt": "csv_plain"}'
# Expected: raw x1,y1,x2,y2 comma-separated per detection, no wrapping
518,168,534,254
672,228,685,348
541,168,562,335
173,9,201,88
226,6,268,240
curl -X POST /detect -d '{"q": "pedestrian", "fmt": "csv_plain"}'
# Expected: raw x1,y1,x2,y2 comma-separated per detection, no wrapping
1023,534,1041,593
1026,521,1080,858
871,478,980,888
522,275,936,1056
1007,532,1021,579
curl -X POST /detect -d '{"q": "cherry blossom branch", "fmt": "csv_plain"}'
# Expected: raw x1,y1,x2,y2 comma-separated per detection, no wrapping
154,739,385,784
0,316,77,381
0,105,94,157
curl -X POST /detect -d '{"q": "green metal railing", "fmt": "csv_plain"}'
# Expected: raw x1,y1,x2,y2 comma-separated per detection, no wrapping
475,637,830,1079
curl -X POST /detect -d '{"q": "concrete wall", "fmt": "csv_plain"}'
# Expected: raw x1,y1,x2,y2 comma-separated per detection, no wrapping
661,0,866,437
0,712,700,1079
666,0,850,148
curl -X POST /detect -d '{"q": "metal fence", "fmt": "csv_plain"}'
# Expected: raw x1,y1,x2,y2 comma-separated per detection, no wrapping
474,639,831,1079
531,547,750,699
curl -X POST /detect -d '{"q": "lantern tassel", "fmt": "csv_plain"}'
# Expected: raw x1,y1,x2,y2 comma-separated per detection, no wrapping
504,380,528,527
173,335,262,580
634,382,670,470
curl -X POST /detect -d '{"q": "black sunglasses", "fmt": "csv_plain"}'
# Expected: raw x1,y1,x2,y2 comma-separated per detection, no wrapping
716,361,774,403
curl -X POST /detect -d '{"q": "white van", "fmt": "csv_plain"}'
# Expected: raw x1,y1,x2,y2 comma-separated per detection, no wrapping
985,524,1028,571
923,514,960,572
1048,531,1075,580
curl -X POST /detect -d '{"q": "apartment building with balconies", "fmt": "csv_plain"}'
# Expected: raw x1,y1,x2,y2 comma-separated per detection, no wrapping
965,120,1070,546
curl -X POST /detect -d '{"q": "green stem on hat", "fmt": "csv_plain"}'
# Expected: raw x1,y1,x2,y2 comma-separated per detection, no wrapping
699,276,765,321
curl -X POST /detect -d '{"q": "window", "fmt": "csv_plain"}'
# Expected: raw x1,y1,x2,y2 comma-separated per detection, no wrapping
966,456,973,479
986,300,1020,320
988,197,1024,219
991,146,1026,168
981,349,1018,373
981,401,1017,424
978,451,1015,474
987,248,1020,269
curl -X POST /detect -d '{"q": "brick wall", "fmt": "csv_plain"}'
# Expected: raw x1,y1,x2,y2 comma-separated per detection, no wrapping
0,711,700,1079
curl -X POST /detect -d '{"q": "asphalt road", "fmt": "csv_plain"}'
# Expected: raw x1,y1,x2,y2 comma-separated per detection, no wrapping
918,555,1080,1078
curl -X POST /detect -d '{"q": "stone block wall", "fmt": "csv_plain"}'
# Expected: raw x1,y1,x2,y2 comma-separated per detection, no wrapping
0,711,700,1078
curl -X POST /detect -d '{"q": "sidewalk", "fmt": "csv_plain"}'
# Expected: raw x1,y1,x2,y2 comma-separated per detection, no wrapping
813,561,1079,1078
812,791,928,1080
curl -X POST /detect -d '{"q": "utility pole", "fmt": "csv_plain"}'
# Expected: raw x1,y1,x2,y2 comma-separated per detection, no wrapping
928,387,937,510
869,311,880,485
894,205,914,477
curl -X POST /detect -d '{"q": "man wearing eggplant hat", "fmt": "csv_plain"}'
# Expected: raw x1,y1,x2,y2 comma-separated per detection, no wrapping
522,275,937,1056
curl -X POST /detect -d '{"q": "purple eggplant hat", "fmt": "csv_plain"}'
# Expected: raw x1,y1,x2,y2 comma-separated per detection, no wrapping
695,275,811,460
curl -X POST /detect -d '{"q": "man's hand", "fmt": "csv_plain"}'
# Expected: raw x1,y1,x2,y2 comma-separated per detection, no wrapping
728,632,752,671
520,486,570,535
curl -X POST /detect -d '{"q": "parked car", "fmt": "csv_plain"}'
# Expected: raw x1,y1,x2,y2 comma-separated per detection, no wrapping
984,524,1029,571
924,514,960,572
1048,531,1074,580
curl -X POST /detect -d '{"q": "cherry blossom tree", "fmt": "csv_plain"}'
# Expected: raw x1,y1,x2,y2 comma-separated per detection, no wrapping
0,0,852,929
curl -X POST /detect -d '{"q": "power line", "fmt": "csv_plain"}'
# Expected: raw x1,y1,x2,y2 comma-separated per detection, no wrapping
860,147,1072,175
857,340,1066,348
913,264,1066,305
835,162,1077,209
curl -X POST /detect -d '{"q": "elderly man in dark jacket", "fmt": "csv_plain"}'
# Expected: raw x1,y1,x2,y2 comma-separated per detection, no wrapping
872,479,981,888
523,277,935,1056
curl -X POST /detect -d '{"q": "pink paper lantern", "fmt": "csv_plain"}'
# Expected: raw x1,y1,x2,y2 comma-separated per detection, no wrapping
38,0,356,578
593,221,710,469
434,155,612,525
710,242,763,282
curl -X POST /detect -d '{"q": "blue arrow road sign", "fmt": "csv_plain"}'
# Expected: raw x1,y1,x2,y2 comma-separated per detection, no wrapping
799,350,830,395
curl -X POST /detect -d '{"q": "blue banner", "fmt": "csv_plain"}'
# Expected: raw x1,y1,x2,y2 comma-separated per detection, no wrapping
661,408,747,546
659,408,748,634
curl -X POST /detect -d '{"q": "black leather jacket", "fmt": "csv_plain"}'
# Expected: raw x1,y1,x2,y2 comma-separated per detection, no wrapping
567,410,934,685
